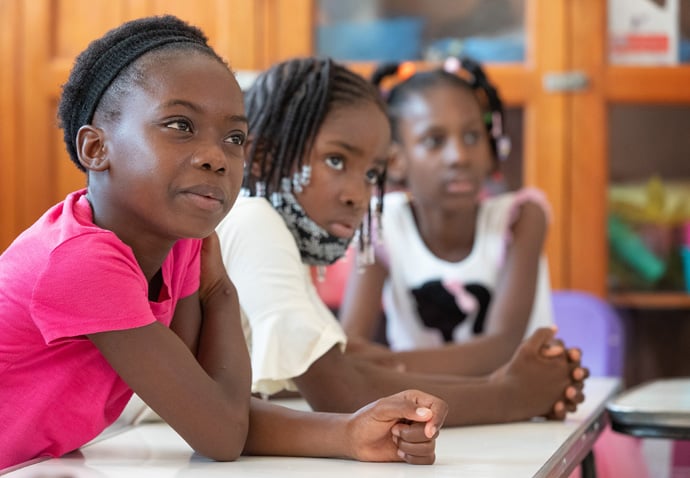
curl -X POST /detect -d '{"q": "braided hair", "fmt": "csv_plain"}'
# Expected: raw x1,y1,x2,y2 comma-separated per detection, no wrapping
57,15,226,171
243,57,388,197
371,57,509,163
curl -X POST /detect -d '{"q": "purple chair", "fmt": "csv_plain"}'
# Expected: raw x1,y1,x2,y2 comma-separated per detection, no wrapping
551,290,625,377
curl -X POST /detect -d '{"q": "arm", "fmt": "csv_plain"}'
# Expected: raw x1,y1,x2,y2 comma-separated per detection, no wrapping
244,390,448,464
89,234,251,462
339,256,390,353
295,327,578,426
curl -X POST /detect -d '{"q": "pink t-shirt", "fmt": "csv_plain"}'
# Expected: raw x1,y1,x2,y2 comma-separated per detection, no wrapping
0,189,201,469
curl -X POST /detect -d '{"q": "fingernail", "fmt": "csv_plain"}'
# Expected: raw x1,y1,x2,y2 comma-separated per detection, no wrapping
397,449,406,459
391,427,401,437
416,407,431,417
427,425,437,438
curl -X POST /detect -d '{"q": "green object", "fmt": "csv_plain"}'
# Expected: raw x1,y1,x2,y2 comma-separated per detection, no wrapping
682,247,690,293
607,215,666,283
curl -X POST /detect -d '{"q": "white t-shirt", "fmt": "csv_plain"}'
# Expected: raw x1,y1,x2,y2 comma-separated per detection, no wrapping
380,190,553,351
216,196,347,396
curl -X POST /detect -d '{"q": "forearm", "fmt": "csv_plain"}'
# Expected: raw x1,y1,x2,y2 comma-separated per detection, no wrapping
294,348,527,427
243,397,351,458
388,332,521,376
198,280,251,394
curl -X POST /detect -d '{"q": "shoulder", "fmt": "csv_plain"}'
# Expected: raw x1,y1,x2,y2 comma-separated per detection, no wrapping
483,188,550,225
216,196,302,269
217,196,289,240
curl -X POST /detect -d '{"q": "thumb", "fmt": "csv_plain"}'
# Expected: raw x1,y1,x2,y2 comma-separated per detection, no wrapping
377,390,447,439
524,326,558,352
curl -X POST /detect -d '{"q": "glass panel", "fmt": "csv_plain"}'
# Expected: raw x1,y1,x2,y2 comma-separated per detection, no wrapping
315,0,526,63
608,0,690,65
607,105,690,293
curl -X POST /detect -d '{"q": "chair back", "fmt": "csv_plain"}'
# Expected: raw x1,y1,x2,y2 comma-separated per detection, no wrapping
551,290,625,377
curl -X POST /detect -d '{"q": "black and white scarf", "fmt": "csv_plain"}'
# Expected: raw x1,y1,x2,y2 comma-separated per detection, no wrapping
272,192,352,266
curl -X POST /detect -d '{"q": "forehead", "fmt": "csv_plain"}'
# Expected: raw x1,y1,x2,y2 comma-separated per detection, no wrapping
402,84,482,122
317,100,391,153
123,49,243,110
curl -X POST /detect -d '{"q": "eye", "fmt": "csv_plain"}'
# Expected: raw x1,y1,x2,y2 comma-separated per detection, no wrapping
421,134,444,150
463,130,482,146
165,119,192,132
324,155,345,171
225,131,246,145
364,168,382,185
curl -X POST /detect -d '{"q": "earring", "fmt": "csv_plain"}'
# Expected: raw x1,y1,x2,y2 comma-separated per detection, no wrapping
270,191,282,207
255,181,266,197
281,177,292,193
300,164,312,187
292,172,303,194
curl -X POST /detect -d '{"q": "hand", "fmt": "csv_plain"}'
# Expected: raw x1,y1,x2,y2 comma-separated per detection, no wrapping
541,337,589,419
491,327,572,421
199,232,235,304
345,390,448,465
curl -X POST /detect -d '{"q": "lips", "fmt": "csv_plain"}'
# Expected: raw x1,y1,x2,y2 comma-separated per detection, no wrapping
444,175,476,194
329,217,359,238
180,184,227,212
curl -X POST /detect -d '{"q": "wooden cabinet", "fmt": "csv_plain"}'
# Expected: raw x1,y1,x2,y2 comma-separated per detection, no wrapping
2,0,689,309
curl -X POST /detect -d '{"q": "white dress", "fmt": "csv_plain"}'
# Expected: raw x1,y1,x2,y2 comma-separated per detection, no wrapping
216,196,347,396
380,190,554,351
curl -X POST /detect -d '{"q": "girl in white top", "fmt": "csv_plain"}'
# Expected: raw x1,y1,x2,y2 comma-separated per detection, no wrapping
216,57,588,425
340,58,556,377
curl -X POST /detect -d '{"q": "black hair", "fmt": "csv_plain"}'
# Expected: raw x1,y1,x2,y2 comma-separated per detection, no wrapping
57,15,226,171
242,57,388,197
371,57,510,162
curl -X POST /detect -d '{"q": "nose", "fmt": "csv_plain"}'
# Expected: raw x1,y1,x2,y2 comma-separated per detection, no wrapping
442,136,468,166
191,143,227,174
339,174,370,210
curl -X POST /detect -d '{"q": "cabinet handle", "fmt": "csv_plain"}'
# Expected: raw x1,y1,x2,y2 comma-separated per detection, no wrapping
543,71,589,92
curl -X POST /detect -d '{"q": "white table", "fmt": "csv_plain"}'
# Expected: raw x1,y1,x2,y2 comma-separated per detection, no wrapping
3,377,620,478
607,377,690,440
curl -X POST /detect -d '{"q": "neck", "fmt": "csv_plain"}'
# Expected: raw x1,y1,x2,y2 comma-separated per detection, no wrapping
411,201,479,262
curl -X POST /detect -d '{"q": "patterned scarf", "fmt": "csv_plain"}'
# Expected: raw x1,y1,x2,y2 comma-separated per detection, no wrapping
272,192,352,265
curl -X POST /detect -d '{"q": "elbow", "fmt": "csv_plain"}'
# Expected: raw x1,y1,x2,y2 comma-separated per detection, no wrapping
190,412,249,462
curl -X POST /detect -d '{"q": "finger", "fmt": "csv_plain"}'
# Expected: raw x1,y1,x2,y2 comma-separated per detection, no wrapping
566,386,585,404
397,449,436,466
395,390,448,438
527,326,558,354
567,347,582,363
546,400,567,421
541,343,565,358
396,434,436,465
574,366,590,381
392,420,439,444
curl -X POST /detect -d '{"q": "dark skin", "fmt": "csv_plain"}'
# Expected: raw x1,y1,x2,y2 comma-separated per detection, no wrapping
79,49,447,464
229,96,583,425
338,84,587,404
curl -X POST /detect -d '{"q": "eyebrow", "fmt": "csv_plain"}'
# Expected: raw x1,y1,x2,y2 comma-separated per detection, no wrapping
326,140,388,167
160,99,248,124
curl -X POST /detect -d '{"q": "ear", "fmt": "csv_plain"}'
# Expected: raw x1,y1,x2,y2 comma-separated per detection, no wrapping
386,142,408,188
76,125,109,172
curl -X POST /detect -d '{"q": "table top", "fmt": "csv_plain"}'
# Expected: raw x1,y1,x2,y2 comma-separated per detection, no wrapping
3,377,620,478
606,377,690,439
